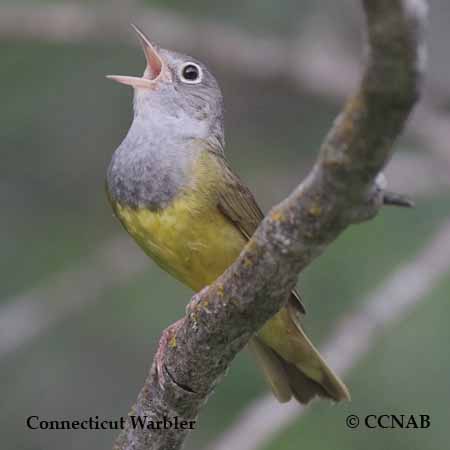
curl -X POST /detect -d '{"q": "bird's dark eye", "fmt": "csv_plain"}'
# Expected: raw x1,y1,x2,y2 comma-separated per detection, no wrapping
183,65,198,80
180,63,202,84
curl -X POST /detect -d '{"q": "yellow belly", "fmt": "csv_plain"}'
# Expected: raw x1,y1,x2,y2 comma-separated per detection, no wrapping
115,196,246,291
111,150,301,370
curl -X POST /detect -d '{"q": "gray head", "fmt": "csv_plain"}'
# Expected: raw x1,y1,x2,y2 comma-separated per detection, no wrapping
107,25,224,147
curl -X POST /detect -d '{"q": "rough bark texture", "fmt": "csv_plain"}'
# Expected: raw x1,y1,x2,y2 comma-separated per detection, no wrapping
208,217,450,450
113,1,427,449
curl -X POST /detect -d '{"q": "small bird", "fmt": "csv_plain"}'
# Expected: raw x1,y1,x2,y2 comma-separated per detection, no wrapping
106,25,350,404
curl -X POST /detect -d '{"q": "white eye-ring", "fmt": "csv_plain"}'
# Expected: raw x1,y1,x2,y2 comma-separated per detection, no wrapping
179,62,203,84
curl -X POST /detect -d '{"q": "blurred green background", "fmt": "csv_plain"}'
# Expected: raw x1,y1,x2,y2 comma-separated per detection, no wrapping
1,1,449,449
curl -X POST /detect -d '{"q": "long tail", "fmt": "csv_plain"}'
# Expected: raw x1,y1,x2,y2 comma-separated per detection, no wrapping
249,300,350,404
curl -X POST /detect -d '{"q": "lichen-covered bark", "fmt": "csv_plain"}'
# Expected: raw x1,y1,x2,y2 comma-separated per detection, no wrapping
113,2,427,449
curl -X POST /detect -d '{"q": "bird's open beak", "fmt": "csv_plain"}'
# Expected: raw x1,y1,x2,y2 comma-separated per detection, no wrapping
106,25,170,89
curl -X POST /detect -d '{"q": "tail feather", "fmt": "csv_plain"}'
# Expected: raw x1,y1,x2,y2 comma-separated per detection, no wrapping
248,338,292,403
282,359,329,404
249,336,349,404
286,299,350,402
250,301,350,404
294,328,350,402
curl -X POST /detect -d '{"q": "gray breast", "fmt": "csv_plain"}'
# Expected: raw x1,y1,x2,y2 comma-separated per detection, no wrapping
106,134,191,211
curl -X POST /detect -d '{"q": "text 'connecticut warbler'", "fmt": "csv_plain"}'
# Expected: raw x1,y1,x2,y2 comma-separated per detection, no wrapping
106,25,349,404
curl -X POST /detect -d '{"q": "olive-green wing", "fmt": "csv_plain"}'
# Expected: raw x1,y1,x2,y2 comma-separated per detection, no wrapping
214,154,305,314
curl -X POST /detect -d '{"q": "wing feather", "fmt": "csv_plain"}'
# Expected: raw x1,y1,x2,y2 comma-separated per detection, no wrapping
212,153,305,314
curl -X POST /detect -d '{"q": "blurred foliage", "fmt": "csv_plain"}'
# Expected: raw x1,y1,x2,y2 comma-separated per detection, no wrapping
264,278,450,450
144,0,318,34
1,1,450,450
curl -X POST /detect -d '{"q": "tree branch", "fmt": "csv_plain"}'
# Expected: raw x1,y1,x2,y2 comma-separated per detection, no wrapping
3,157,445,362
112,2,427,450
208,216,450,450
